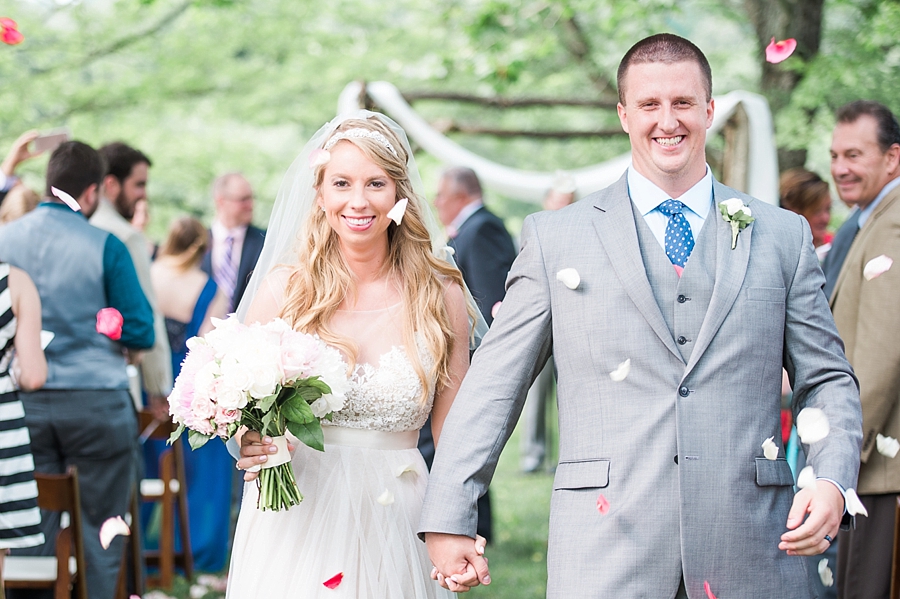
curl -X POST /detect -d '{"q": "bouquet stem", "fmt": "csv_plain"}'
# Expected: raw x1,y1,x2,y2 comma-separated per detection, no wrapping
257,463,303,511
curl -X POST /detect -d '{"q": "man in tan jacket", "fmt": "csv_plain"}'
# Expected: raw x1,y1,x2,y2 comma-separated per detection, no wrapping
830,100,900,599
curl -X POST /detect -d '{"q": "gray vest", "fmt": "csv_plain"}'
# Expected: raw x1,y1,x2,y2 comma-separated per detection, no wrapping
0,205,129,390
632,202,716,364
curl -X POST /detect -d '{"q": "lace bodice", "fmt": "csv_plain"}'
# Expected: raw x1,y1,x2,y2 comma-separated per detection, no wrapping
327,340,436,433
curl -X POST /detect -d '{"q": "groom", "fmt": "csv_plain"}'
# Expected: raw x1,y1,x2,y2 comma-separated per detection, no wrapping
421,34,862,598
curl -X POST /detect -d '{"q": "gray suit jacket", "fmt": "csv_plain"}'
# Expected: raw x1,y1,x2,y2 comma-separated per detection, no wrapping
420,175,861,598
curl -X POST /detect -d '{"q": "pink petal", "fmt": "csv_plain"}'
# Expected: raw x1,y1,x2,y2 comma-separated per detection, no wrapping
596,493,610,515
96,307,124,340
863,254,893,281
308,148,331,169
704,580,718,599
1,28,23,45
0,18,17,28
673,264,684,277
491,301,502,319
323,572,343,589
99,515,130,550
765,37,797,64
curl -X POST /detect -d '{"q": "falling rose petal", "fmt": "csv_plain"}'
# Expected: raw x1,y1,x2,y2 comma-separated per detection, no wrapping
491,301,502,319
96,307,124,341
818,558,834,587
0,18,24,46
51,186,81,212
762,436,778,460
556,268,580,290
609,359,631,382
704,580,718,599
845,489,869,517
876,434,900,458
99,515,130,550
442,246,455,257
673,264,684,277
308,148,331,169
796,407,830,444
387,197,409,225
863,254,893,281
323,572,343,589
596,493,610,515
765,37,797,64
797,465,817,490
376,489,394,505
394,463,416,477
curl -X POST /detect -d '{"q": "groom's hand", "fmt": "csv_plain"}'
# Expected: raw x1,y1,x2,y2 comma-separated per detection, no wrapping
779,480,844,556
425,532,490,592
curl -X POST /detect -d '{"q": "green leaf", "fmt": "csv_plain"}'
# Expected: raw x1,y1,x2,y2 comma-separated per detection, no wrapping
286,419,325,452
282,395,316,424
257,391,279,414
167,423,186,445
188,430,213,450
260,410,275,437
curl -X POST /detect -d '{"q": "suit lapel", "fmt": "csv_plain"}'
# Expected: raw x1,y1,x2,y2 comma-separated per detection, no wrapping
683,183,752,377
592,176,683,362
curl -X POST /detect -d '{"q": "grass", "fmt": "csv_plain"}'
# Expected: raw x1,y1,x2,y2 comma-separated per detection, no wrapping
158,408,557,599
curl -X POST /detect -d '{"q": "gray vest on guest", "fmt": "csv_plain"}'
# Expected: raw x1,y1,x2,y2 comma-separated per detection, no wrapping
632,202,717,363
0,204,129,390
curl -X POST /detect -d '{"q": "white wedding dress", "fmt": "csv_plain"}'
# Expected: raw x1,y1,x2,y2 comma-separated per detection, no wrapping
227,298,454,598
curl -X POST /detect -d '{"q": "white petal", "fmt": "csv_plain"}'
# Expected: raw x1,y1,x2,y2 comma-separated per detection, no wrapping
442,246,455,257
376,489,394,505
99,515,131,550
721,198,743,216
51,186,81,212
845,488,869,517
797,465,817,490
556,268,580,290
609,359,631,382
308,148,331,168
387,198,409,225
818,558,834,587
796,408,830,444
876,434,900,458
762,436,778,460
394,463,417,477
863,254,893,281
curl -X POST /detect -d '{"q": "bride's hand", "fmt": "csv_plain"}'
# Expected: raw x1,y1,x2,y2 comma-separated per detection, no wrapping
236,431,289,482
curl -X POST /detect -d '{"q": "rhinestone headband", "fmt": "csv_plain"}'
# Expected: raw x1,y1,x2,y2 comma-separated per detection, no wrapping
323,128,398,157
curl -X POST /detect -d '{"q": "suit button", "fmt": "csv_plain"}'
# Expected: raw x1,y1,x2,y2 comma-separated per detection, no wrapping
679,386,690,397
674,455,679,464
677,336,687,345
677,294,687,303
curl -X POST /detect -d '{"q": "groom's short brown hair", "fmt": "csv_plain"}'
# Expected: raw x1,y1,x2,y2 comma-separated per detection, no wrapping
617,33,712,105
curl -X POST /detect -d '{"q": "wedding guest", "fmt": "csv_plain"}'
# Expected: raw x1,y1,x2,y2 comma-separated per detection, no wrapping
520,177,576,474
0,184,39,225
829,100,900,599
0,141,154,599
0,131,41,204
0,264,47,587
130,198,158,259
424,33,861,597
201,173,265,312
780,168,833,261
91,142,172,416
149,216,229,572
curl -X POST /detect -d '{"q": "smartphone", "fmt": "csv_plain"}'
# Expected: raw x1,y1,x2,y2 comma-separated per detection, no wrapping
32,128,71,153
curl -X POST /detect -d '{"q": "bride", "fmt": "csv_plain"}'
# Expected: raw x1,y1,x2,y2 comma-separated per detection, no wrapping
227,113,485,597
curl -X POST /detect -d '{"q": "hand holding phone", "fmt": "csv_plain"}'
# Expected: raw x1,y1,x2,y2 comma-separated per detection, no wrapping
32,128,70,153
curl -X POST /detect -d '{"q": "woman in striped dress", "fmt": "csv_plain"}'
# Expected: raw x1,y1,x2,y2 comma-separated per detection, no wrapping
0,262,47,583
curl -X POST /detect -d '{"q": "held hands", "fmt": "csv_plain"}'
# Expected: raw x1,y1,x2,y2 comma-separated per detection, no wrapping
779,479,844,556
426,533,490,593
236,431,294,482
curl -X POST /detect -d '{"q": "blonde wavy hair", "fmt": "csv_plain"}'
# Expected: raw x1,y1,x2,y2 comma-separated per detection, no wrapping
279,117,475,399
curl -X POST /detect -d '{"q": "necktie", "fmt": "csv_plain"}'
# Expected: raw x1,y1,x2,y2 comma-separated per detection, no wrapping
216,235,238,310
822,209,861,299
658,199,695,267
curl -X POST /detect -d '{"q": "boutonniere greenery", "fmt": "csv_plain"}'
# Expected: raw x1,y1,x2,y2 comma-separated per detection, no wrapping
719,198,755,250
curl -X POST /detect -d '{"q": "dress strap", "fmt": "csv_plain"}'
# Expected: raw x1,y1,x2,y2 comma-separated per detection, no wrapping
187,277,218,338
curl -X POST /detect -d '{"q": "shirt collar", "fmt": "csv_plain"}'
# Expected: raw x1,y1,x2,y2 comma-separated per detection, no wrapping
212,220,248,242
39,201,87,220
450,200,483,232
859,175,900,228
627,165,713,220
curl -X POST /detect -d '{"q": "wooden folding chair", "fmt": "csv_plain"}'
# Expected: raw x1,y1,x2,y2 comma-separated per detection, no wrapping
5,465,89,599
138,409,193,588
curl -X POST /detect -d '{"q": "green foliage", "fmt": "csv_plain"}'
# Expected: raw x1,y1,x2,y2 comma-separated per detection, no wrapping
281,391,316,424
188,429,213,449
286,419,325,452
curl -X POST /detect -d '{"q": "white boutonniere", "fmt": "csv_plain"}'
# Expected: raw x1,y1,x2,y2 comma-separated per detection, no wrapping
719,198,755,250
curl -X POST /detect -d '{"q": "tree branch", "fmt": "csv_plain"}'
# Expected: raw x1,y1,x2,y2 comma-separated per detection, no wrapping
402,90,617,110
555,12,619,101
436,120,625,139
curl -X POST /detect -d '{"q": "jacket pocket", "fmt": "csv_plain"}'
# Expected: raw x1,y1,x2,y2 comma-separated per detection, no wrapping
553,459,610,490
746,286,786,303
755,457,795,486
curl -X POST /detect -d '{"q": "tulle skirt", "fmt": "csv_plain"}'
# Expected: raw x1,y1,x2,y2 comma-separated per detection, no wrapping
226,427,454,598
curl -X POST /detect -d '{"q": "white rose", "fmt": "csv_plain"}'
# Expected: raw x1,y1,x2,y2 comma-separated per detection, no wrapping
310,397,330,418
218,357,255,393
721,198,745,216
247,363,282,399
216,379,248,410
193,360,221,400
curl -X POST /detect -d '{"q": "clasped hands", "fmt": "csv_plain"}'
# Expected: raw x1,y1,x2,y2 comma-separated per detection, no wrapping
426,533,491,593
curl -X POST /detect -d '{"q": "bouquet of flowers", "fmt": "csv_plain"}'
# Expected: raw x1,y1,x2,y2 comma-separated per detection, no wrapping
168,315,350,511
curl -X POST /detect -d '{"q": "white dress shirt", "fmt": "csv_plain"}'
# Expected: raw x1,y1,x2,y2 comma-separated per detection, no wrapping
211,220,247,273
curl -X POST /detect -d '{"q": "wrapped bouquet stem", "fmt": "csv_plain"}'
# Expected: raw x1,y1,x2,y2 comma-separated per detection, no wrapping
167,316,349,511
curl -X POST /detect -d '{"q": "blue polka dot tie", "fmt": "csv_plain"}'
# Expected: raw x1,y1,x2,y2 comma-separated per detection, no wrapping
658,199,695,267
